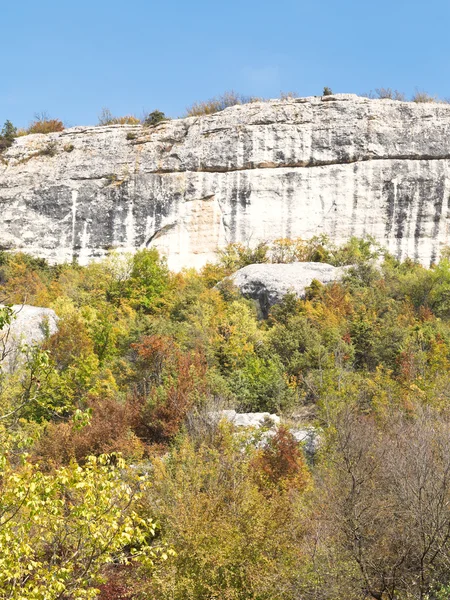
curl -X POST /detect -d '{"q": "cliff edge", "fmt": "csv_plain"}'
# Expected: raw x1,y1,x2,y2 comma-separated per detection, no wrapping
1,93,450,269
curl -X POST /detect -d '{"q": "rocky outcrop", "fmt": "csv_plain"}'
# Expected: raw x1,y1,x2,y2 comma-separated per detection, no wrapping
229,262,346,316
212,410,320,456
2,94,450,269
214,410,281,428
0,305,58,371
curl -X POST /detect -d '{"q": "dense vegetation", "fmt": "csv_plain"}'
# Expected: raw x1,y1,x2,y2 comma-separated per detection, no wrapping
2,237,450,598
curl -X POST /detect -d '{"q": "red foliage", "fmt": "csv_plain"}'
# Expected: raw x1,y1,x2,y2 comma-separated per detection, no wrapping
252,426,310,490
137,352,208,444
130,334,209,444
35,396,145,466
397,348,417,382
131,335,174,391
97,565,137,600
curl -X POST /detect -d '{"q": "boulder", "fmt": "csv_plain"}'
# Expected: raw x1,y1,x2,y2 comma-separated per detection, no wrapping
291,428,321,456
0,305,59,370
229,261,347,316
217,409,281,428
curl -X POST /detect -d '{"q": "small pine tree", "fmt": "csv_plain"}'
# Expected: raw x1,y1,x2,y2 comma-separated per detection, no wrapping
0,120,17,152
144,110,166,126
1,120,17,141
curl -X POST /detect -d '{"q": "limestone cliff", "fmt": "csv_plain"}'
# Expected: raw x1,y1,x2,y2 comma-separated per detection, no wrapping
1,94,450,269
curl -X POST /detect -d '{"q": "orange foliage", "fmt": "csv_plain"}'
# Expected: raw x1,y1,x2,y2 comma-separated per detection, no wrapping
44,314,94,369
131,335,208,444
252,426,311,491
28,119,64,134
35,396,145,466
131,335,174,388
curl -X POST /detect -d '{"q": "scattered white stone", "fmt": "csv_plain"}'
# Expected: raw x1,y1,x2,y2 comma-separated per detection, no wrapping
212,410,281,428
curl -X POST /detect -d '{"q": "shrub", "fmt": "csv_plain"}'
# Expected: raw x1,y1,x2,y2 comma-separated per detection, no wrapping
185,90,255,117
251,425,311,490
144,433,308,599
412,89,438,103
144,110,167,126
27,113,64,134
130,335,208,444
217,242,270,273
366,88,406,101
280,91,299,100
35,396,146,466
0,454,158,599
0,120,17,152
98,107,140,125
323,86,333,96
38,141,58,157
126,132,136,140
63,143,74,152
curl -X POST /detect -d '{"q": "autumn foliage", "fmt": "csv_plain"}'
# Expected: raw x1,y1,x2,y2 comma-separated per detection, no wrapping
3,238,450,598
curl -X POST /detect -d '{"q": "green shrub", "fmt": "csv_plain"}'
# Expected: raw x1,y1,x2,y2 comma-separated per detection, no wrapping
39,141,58,157
144,433,308,600
0,120,17,152
323,86,333,96
144,110,167,126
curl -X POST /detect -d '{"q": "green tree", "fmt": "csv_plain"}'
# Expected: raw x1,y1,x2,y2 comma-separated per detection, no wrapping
0,454,161,599
0,120,17,152
144,110,167,126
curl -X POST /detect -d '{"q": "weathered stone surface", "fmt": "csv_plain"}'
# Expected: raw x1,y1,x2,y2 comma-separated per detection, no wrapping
216,410,281,428
213,410,320,456
291,428,321,456
0,305,58,370
229,262,346,316
2,94,450,269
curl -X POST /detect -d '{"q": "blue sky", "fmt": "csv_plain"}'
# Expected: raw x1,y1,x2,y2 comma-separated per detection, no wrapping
2,0,449,127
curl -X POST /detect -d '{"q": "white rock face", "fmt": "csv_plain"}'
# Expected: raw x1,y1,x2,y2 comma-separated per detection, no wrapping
230,262,346,316
214,410,281,428
0,305,58,370
2,94,450,269
291,428,321,456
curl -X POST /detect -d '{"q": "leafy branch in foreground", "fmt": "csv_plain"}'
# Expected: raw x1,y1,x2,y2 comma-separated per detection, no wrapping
0,453,164,600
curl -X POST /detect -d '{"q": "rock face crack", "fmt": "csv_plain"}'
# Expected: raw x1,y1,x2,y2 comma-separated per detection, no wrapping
149,154,450,176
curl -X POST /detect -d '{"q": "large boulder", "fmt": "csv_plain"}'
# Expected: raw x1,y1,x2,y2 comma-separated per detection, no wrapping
0,305,59,370
229,262,347,316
